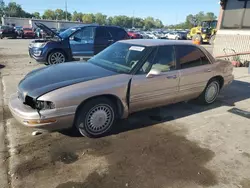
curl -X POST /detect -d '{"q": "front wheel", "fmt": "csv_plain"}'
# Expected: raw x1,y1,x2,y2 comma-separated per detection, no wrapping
197,79,220,105
47,51,66,65
75,97,117,138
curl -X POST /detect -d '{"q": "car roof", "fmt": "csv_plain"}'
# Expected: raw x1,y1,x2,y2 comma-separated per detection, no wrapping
118,39,197,47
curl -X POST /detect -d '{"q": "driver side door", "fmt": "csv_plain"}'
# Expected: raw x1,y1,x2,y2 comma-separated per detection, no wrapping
129,46,180,113
70,26,96,58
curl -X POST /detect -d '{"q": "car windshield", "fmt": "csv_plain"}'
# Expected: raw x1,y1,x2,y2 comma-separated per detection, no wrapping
89,42,148,74
59,27,79,38
23,28,32,31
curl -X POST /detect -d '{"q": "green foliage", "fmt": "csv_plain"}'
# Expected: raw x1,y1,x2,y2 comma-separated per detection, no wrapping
82,13,95,24
167,11,217,30
0,0,217,30
33,12,40,19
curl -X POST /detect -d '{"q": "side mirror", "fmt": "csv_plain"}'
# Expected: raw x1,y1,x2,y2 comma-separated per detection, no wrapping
146,69,161,78
70,36,81,41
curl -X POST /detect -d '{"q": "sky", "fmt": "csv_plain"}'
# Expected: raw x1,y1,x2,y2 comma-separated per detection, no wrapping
5,0,220,25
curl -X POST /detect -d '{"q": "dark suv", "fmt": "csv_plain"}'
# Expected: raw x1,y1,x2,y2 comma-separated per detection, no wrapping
29,23,129,65
0,25,17,39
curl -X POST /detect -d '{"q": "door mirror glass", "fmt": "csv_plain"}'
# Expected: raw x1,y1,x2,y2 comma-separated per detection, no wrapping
146,69,161,78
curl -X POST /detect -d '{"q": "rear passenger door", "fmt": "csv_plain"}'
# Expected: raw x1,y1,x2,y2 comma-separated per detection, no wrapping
175,45,215,102
94,27,113,55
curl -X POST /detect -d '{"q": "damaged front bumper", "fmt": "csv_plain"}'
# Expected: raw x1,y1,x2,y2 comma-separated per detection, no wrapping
8,94,75,131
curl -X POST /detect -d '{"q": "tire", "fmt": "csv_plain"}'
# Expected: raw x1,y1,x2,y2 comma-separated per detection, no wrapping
192,34,203,44
175,36,179,40
75,97,117,138
209,35,215,45
196,79,220,105
47,50,66,65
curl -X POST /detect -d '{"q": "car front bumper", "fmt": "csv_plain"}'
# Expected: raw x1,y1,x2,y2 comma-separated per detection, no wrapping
28,47,47,63
8,94,75,131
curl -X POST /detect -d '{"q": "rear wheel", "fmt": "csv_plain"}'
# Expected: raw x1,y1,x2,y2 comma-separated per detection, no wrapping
47,51,66,65
196,79,220,105
75,97,117,138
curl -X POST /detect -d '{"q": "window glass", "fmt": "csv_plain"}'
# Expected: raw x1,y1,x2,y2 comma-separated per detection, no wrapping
152,46,175,72
138,46,175,74
176,46,209,69
74,27,95,40
222,0,245,29
95,27,111,39
89,42,148,74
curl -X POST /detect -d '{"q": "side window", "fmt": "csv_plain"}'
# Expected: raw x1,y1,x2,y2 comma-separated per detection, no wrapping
176,46,210,69
108,27,128,40
95,27,111,39
73,27,95,40
138,46,175,74
151,46,176,72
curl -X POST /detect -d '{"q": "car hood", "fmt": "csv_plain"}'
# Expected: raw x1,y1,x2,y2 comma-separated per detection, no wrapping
18,62,117,99
35,22,61,39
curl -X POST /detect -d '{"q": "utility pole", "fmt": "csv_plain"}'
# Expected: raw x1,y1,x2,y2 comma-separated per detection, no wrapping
132,10,135,29
65,0,68,21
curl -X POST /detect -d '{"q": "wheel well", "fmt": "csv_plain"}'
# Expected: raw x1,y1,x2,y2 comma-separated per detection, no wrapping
47,48,68,62
211,76,224,89
74,95,124,125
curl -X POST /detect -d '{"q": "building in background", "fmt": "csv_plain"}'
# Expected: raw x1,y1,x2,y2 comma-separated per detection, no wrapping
1,17,87,30
213,0,250,62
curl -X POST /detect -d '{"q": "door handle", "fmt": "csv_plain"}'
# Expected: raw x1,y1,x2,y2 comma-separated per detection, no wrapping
166,75,177,79
108,39,114,42
205,69,212,72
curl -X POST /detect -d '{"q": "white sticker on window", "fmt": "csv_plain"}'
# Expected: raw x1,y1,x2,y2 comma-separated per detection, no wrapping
129,46,145,52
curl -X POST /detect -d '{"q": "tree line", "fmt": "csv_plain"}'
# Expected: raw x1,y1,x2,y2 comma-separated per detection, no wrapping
0,1,217,30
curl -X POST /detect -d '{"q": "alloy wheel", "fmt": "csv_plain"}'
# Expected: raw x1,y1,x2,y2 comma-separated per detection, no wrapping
49,52,65,64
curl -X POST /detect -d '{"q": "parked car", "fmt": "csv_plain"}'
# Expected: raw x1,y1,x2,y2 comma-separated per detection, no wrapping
166,32,186,40
127,31,143,39
58,28,67,34
15,26,23,38
9,40,234,138
22,27,36,38
145,32,158,39
35,28,47,38
29,23,129,65
0,25,17,39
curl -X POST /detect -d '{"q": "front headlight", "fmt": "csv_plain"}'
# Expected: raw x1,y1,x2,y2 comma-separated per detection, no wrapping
36,100,55,110
33,42,47,48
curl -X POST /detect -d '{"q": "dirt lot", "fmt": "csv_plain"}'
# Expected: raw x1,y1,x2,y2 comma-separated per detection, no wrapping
0,39,250,188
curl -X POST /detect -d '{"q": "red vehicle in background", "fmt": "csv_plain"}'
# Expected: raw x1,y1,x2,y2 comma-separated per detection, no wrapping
21,28,36,38
127,31,143,39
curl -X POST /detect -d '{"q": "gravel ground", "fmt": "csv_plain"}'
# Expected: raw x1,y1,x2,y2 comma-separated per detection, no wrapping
0,39,250,188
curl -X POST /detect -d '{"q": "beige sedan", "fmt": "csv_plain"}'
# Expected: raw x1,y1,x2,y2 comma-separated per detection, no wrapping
9,40,234,138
